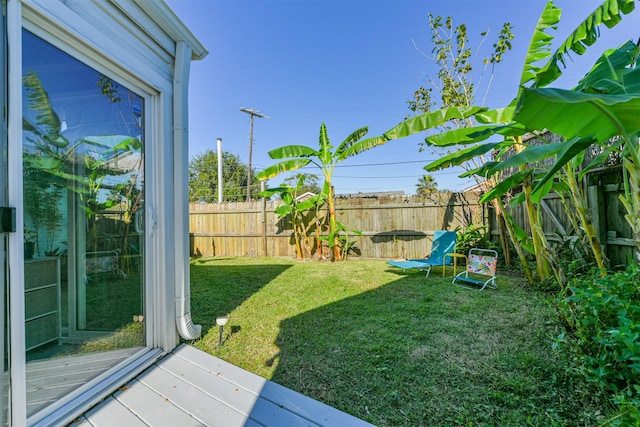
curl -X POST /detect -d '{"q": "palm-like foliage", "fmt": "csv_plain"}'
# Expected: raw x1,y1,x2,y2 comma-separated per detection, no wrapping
257,123,387,260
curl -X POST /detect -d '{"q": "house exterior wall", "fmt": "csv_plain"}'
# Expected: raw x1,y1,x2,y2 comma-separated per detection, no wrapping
6,1,206,424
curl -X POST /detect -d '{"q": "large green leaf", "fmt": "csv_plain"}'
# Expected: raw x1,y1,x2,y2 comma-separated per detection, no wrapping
317,123,333,166
474,107,516,124
459,161,500,178
574,40,639,94
424,142,502,172
480,169,533,203
425,125,498,147
382,106,487,140
23,70,63,135
339,136,388,160
519,0,562,88
514,88,640,142
255,159,311,180
486,140,566,175
512,221,535,254
336,126,369,157
426,122,526,147
535,0,636,87
530,136,596,197
267,145,318,160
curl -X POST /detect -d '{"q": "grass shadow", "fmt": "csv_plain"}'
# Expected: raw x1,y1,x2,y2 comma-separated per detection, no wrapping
189,258,292,337
269,272,596,426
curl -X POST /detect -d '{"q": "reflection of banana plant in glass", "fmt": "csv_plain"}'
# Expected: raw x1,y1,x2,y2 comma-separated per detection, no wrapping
23,69,79,254
23,70,142,254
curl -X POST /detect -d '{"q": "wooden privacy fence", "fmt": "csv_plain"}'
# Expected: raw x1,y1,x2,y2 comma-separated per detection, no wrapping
489,164,635,267
189,192,486,259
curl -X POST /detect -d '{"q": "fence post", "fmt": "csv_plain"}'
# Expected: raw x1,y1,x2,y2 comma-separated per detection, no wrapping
261,181,267,256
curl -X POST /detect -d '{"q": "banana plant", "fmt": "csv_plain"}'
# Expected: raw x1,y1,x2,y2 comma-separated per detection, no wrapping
376,0,638,281
260,176,328,260
257,123,390,260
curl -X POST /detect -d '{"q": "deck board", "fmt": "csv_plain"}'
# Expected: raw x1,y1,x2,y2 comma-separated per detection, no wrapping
73,344,374,426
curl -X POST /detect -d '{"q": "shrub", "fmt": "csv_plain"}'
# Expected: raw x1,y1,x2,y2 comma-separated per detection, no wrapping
554,265,640,425
455,224,490,255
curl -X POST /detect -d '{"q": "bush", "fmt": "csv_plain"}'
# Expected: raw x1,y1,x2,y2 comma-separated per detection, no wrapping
455,224,490,255
554,265,640,425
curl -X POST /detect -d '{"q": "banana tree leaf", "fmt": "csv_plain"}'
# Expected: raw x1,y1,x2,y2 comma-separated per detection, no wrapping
296,195,326,212
480,169,533,203
23,70,63,135
23,156,64,170
259,185,292,198
475,107,516,124
512,221,535,254
530,175,554,204
574,40,639,94
427,122,526,147
425,125,498,147
274,205,293,217
535,0,636,88
339,135,388,160
255,158,311,180
318,123,333,166
622,66,640,94
519,0,562,88
382,106,487,140
510,190,526,206
531,136,596,197
267,145,318,160
336,126,369,156
486,141,566,175
514,88,640,143
424,142,502,172
459,161,500,178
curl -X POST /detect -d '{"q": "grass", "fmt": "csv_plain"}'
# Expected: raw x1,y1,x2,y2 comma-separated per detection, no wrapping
189,257,608,426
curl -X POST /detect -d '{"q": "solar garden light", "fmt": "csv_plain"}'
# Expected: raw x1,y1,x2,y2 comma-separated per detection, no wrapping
216,316,229,347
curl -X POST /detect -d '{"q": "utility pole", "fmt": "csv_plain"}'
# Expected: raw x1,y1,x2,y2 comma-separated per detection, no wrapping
240,107,269,201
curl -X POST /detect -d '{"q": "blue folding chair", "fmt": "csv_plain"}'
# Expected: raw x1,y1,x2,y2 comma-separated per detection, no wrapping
386,230,457,278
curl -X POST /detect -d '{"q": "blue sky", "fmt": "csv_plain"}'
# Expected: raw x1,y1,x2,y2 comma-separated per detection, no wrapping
166,0,638,195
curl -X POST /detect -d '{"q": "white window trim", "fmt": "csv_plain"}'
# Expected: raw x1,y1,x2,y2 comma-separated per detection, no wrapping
7,0,179,424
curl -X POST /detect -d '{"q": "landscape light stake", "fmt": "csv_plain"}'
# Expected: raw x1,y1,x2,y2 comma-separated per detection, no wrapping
216,316,229,347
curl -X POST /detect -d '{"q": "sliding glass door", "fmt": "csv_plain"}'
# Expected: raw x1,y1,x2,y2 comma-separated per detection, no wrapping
22,29,146,415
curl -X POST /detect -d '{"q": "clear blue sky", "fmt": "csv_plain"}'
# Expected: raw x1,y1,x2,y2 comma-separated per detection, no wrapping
166,0,638,195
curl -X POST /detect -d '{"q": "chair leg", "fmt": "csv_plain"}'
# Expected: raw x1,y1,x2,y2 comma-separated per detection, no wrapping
424,265,432,278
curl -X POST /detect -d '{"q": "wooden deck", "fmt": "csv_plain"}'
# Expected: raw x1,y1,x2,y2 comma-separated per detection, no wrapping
72,344,374,426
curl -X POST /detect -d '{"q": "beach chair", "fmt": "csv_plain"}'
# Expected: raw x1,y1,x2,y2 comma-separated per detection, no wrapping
386,230,457,278
85,250,128,281
452,248,498,290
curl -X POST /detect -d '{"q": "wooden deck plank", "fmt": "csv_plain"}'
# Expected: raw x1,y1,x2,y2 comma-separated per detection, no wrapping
153,354,261,413
112,378,205,426
69,344,374,427
75,396,148,427
171,345,373,426
151,352,321,426
137,362,249,427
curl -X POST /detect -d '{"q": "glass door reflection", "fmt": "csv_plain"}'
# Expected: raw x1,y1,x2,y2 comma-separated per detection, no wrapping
22,29,145,415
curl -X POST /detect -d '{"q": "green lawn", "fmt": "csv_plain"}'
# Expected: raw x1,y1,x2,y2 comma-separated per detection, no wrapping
189,257,607,426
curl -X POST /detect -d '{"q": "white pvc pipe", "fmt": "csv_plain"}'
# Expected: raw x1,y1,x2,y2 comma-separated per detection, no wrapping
173,41,201,340
217,138,223,203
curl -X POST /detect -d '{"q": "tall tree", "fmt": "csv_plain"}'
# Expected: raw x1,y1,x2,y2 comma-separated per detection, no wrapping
416,174,438,195
408,13,519,271
188,150,257,203
283,173,322,195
